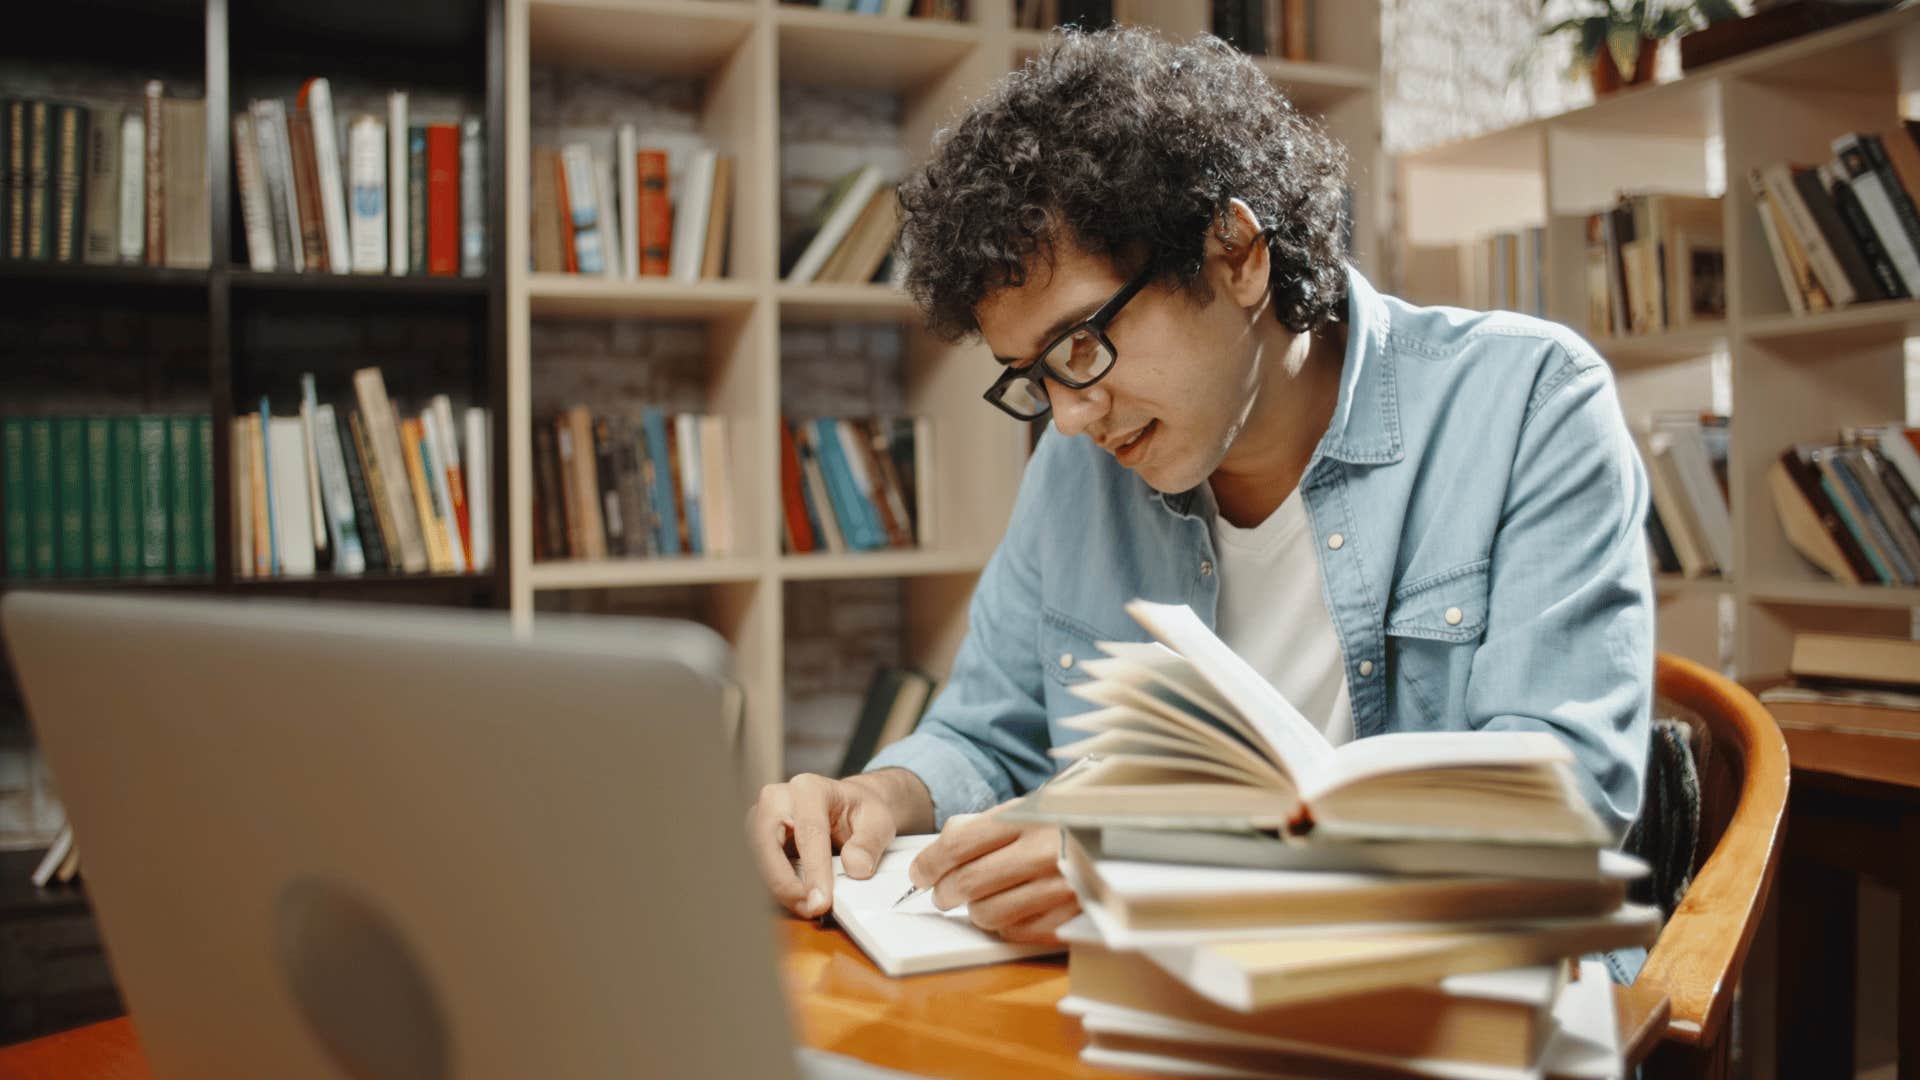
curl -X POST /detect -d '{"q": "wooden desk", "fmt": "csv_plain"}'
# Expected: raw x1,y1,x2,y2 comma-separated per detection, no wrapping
1773,725,1920,1080
0,918,1668,1079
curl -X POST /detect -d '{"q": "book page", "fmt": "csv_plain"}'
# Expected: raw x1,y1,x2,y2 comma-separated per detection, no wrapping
1312,730,1574,798
829,835,1062,976
1064,684,1290,786
1123,600,1335,784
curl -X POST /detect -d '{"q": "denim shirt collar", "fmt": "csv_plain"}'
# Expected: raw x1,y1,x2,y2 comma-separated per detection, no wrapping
1154,264,1402,519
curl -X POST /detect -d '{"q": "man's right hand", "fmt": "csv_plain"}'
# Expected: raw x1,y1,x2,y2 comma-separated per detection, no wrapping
746,769,931,919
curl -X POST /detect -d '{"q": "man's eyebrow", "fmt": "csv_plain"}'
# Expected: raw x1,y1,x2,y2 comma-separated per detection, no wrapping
991,300,1103,366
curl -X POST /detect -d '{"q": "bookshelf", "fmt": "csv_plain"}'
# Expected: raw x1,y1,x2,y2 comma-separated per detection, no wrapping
0,0,510,671
504,0,1382,788
1397,4,1920,680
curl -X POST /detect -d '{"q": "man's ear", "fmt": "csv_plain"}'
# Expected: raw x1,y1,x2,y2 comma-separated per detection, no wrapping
1207,197,1270,310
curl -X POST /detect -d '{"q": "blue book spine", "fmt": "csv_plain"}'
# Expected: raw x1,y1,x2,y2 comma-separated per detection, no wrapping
259,398,280,576
815,419,882,552
1833,452,1916,584
641,408,681,556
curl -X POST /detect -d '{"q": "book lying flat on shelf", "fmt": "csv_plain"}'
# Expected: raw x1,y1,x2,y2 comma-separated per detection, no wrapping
829,834,1063,977
1010,599,1610,845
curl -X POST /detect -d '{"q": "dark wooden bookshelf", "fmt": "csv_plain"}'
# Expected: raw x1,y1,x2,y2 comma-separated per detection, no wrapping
0,5,512,1009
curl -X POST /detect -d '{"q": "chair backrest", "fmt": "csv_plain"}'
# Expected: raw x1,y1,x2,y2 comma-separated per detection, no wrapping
1637,653,1790,1069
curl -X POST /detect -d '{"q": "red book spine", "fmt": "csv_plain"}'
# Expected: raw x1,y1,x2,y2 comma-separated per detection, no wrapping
555,151,577,274
779,418,815,553
426,123,459,276
637,149,671,277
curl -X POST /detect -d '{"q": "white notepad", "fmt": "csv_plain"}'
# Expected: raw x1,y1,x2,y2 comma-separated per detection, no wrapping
830,835,1066,977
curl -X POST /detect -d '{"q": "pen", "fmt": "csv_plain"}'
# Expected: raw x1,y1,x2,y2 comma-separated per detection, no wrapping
889,755,1098,910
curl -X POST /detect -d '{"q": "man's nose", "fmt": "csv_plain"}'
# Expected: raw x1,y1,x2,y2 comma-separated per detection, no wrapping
1046,378,1108,437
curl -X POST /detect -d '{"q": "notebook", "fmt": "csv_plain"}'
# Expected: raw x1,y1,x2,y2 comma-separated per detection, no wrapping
829,834,1065,976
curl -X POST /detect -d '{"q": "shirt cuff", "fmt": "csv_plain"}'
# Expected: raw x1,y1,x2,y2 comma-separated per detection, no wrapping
864,731,1006,829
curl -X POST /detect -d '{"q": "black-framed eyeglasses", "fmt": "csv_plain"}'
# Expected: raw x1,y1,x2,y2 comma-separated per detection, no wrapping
982,261,1155,421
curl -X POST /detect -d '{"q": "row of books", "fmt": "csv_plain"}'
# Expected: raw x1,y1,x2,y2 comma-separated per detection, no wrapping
1748,124,1920,316
782,0,964,17
3,413,213,580
779,416,929,555
1585,193,1726,339
531,406,736,562
1,85,209,268
1639,413,1732,581
1770,424,1920,587
235,80,483,277
234,370,492,578
1209,0,1312,61
1012,600,1654,1076
779,164,902,287
530,133,731,282
1466,226,1546,319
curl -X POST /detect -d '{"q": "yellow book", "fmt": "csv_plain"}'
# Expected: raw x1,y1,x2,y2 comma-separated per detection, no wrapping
401,417,452,571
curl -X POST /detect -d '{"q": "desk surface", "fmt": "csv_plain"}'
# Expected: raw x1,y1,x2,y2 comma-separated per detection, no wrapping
0,917,1669,1079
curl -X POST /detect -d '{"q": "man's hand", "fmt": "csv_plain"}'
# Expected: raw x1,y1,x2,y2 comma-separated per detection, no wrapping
909,811,1080,944
746,770,930,920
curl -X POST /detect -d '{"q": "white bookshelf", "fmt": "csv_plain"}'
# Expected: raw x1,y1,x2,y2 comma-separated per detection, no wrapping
1398,4,1920,679
505,0,1383,787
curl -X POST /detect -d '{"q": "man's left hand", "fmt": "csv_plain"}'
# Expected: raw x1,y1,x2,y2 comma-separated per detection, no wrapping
908,811,1080,944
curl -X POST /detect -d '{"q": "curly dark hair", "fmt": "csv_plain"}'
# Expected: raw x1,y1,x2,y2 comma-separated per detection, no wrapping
896,25,1351,345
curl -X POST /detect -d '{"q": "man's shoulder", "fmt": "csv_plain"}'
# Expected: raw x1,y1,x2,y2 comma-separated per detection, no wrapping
1378,294,1610,408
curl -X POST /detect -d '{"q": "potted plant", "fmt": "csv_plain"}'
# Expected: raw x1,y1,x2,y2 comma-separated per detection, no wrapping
1537,1,1733,95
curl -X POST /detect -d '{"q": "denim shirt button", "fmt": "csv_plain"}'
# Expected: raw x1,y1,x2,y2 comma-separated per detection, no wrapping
1327,532,1345,550
1059,652,1075,670
1445,606,1464,626
1199,560,1214,577
1358,659,1374,677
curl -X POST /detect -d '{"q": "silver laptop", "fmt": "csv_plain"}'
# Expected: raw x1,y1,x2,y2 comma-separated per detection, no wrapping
3,592,906,1080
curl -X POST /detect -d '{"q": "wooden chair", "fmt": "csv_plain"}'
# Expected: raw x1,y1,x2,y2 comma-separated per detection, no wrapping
1626,653,1791,1078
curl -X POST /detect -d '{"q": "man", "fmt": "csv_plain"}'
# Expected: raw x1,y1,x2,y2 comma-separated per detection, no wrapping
748,27,1652,977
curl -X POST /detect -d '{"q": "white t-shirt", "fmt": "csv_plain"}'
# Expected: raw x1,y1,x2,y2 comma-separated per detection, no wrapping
1211,488,1355,747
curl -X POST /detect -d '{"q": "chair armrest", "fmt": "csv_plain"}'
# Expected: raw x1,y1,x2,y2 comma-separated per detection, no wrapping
1636,655,1791,1047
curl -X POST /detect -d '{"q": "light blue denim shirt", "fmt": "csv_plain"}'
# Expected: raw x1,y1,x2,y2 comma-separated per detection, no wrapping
868,265,1653,848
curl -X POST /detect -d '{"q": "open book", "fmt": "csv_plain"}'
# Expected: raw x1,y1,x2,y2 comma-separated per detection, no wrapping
829,835,1063,976
1012,599,1609,845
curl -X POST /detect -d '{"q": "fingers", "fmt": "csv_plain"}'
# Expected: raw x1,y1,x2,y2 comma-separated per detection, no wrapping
929,829,1048,911
836,795,896,880
965,873,1079,936
909,811,1022,891
787,774,837,919
747,784,810,915
996,896,1083,945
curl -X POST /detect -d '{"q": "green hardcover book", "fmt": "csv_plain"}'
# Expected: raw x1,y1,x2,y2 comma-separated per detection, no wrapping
113,417,140,575
26,418,54,577
138,415,168,577
3,418,26,579
168,414,195,576
85,416,113,576
196,414,213,575
55,416,86,577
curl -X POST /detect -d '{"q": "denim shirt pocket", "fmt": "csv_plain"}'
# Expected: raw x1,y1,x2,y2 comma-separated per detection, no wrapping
1383,560,1490,725
1040,608,1113,732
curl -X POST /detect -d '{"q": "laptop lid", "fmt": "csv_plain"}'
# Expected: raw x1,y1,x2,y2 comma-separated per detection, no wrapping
2,591,798,1080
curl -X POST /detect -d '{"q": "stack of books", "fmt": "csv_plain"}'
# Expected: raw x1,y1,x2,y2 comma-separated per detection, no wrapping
1,82,209,268
1639,413,1732,581
532,405,733,562
781,165,902,287
1748,125,1920,316
1757,632,1920,777
530,129,732,283
234,79,485,277
780,415,929,555
1585,194,1726,338
1011,599,1661,1077
1769,423,1920,586
234,368,491,578
4,413,213,581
